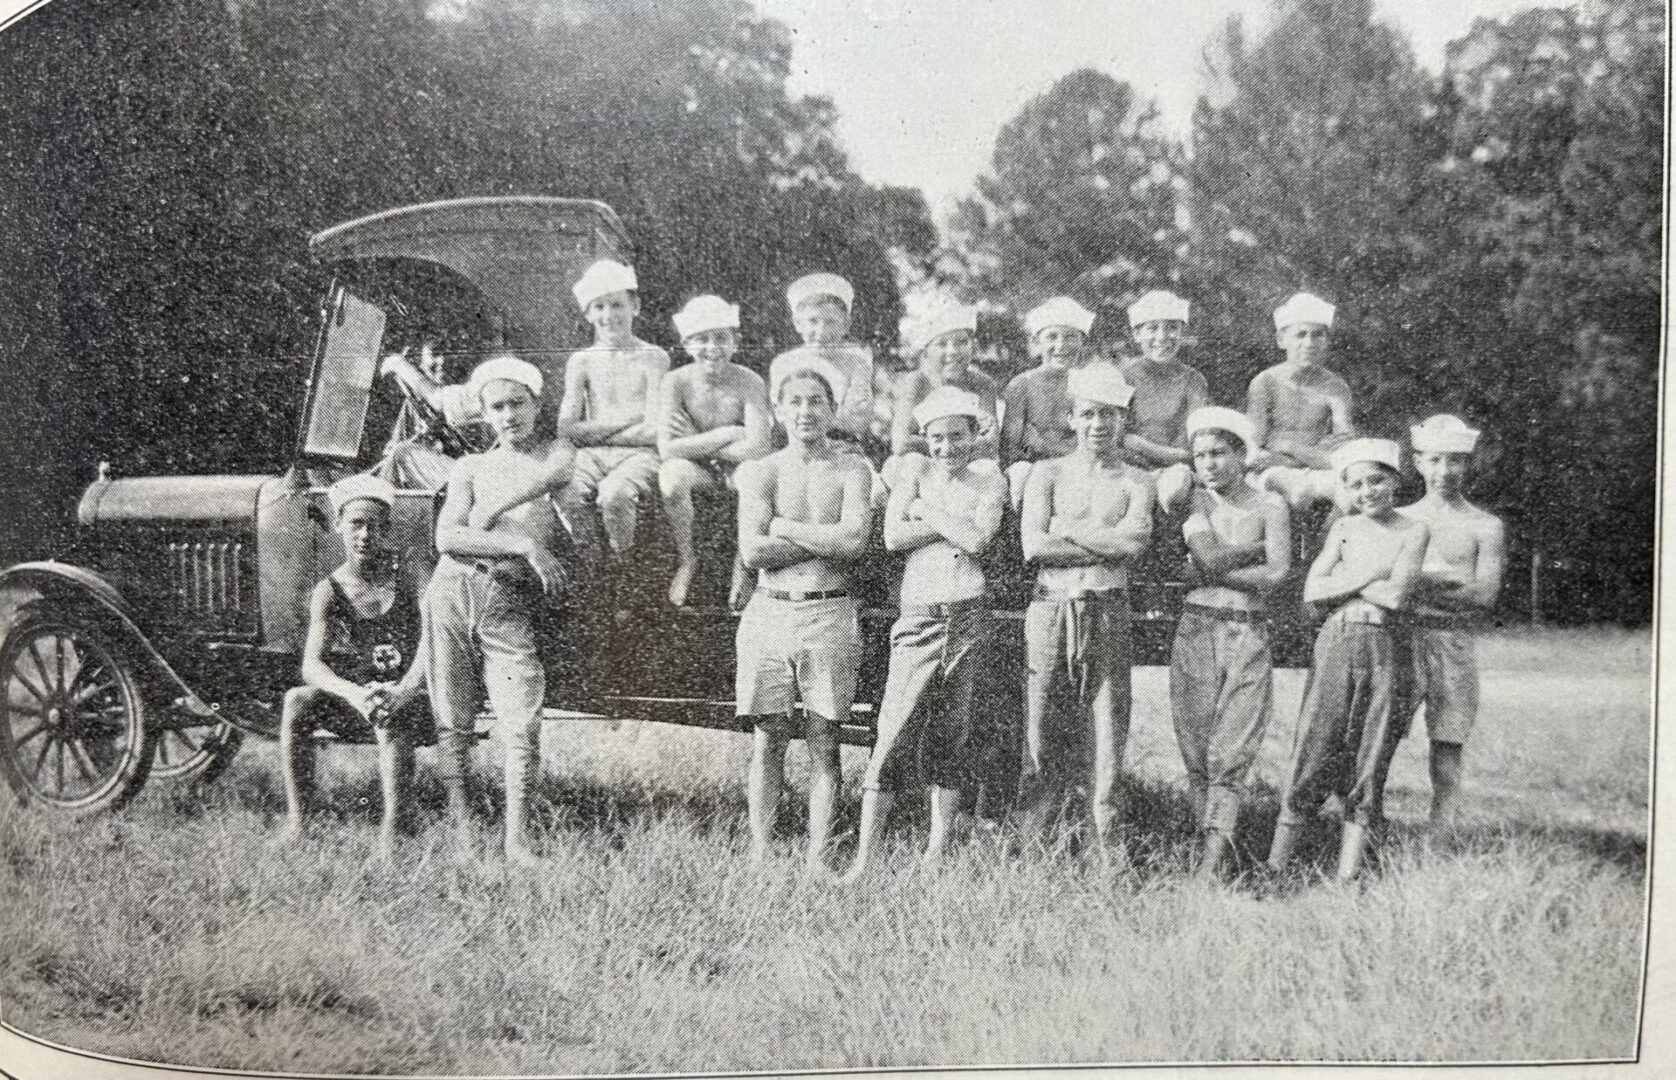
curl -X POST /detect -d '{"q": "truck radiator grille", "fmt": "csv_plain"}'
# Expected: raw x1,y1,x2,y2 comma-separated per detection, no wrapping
167,539,247,624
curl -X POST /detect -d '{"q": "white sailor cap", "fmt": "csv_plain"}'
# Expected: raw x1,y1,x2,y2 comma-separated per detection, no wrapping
1274,291,1336,331
1410,414,1481,455
1127,289,1191,328
1066,363,1135,409
572,259,638,309
912,385,988,430
466,353,543,402
327,473,396,519
672,294,740,341
770,355,847,406
1186,406,1257,460
1332,437,1403,478
786,272,854,313
1025,296,1096,338
903,302,979,356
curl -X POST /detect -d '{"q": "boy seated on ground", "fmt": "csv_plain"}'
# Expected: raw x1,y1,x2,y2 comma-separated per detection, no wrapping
1119,290,1208,516
844,386,1007,881
557,259,670,566
658,294,773,608
1268,437,1428,882
277,474,431,857
881,301,999,492
1399,414,1506,829
1247,291,1355,512
1168,407,1291,880
1001,296,1096,513
735,359,875,871
768,272,884,455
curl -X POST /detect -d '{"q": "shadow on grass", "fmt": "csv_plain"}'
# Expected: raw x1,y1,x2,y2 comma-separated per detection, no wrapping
136,750,1647,881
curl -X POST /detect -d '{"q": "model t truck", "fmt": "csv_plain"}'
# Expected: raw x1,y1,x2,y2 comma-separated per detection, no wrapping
0,195,1243,817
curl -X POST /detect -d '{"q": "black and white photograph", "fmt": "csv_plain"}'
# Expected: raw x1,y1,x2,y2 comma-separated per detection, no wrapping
0,0,1665,1075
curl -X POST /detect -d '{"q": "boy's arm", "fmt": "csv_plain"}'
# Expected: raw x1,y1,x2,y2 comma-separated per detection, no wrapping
298,581,381,716
1223,493,1295,593
737,460,809,570
605,352,671,446
916,470,1007,556
1457,516,1507,610
1059,475,1154,560
1000,376,1028,467
1302,520,1356,605
556,359,630,443
1361,521,1430,610
717,377,774,464
1328,380,1355,437
770,460,874,560
884,468,939,553
890,374,926,456
380,351,449,410
435,456,564,596
1122,431,1191,467
1022,463,1094,566
1183,508,1266,576
468,438,578,530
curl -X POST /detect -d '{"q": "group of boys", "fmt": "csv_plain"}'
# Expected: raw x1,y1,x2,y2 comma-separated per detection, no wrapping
278,263,1506,883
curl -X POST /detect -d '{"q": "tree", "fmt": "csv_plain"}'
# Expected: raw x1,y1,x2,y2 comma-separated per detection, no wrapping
950,68,1184,343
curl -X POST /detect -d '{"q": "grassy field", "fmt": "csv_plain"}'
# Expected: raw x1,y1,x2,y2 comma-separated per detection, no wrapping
0,626,1651,1074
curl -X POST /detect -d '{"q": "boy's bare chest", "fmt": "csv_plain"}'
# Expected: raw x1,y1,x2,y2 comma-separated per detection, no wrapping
773,461,847,523
585,357,652,409
1414,511,1479,572
1271,371,1340,426
1054,467,1132,523
684,378,746,428
1204,497,1265,545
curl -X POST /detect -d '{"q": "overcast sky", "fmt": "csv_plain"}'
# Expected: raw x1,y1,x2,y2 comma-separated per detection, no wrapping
756,0,1545,210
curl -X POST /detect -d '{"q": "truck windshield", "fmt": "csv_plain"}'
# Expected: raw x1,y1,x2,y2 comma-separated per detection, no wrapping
301,285,387,461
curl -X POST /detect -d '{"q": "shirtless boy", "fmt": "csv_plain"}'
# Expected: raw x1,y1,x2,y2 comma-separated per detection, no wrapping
1269,437,1429,881
659,294,772,607
1019,364,1155,855
1168,407,1291,879
1248,292,1355,512
883,302,999,490
768,273,880,450
557,259,670,561
845,386,1008,880
1001,296,1095,512
425,354,575,865
1119,290,1208,516
735,360,875,869
1400,414,1506,828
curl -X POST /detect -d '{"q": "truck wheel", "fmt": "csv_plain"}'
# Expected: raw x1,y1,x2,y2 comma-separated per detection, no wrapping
0,612,155,813
152,720,244,785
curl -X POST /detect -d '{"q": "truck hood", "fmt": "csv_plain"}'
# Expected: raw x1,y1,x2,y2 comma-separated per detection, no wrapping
78,475,271,525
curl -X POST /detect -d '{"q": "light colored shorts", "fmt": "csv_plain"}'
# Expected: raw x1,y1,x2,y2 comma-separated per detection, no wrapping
734,593,862,726
1411,624,1479,744
571,447,660,501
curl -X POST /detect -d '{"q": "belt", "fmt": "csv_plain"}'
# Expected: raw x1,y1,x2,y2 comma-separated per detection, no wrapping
1032,585,1128,603
900,596,988,619
1334,600,1397,627
453,555,538,586
762,588,850,602
1182,602,1267,624
1410,610,1476,630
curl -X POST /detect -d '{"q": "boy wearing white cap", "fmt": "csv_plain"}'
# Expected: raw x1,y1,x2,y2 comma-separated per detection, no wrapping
1119,290,1208,515
1248,292,1356,511
1169,407,1292,878
768,272,880,449
1001,296,1095,512
557,259,671,563
1268,437,1428,881
883,302,1000,491
844,386,1009,881
659,295,773,608
1400,414,1505,827
425,354,576,866
1018,363,1155,856
735,364,876,870
278,473,431,857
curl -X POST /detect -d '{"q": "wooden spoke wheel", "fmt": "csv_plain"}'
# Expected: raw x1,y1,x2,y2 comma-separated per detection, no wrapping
0,613,154,813
151,719,244,785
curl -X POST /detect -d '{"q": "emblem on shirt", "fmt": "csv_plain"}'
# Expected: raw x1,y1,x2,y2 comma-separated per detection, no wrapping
371,643,403,677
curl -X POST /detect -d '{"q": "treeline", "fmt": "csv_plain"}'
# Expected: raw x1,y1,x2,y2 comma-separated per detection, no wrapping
0,0,1662,622
946,0,1662,624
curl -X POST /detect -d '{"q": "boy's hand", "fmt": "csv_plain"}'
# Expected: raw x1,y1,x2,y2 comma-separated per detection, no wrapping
356,684,394,722
526,547,568,597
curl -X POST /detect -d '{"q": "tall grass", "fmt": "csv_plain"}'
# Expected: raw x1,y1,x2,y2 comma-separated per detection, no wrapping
0,628,1650,1074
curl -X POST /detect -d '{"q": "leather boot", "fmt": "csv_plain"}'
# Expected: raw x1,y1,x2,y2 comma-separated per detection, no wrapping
1267,821,1302,871
1336,821,1370,881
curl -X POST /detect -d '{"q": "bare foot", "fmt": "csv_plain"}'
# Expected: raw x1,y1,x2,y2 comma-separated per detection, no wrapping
668,560,697,608
837,859,872,885
376,828,399,864
505,840,542,868
272,820,308,849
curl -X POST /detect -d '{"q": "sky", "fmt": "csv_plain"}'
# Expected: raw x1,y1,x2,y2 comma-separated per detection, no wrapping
755,0,1546,210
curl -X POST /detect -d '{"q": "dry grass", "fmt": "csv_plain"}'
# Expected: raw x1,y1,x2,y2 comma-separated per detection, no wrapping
0,627,1650,1074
